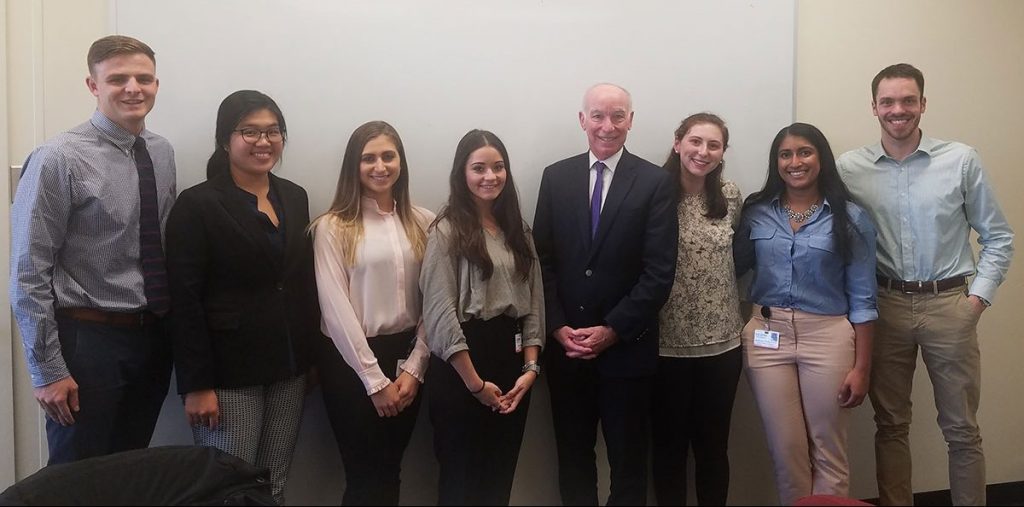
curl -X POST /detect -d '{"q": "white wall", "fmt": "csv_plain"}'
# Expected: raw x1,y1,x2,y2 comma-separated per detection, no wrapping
4,0,1022,505
115,0,795,216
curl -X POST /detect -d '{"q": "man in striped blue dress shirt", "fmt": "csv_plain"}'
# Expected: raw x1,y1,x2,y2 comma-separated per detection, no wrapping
9,35,176,464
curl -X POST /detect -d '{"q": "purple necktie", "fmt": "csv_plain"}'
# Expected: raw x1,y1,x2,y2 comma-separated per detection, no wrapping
591,161,606,238
133,137,170,316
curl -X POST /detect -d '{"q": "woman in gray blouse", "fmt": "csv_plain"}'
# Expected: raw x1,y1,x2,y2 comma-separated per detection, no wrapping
419,129,545,506
652,113,745,505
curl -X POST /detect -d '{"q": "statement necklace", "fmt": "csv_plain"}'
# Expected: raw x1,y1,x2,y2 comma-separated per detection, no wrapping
782,201,819,223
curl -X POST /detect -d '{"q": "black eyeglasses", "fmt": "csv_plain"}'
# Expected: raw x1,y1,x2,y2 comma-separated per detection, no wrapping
233,127,285,144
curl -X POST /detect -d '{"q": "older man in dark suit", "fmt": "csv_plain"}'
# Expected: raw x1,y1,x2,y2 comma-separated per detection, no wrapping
533,83,678,506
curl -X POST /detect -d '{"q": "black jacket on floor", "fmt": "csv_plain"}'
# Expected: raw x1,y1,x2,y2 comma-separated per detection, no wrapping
0,446,275,505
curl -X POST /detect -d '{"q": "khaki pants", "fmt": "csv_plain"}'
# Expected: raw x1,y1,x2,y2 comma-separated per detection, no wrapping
743,306,855,506
870,286,985,506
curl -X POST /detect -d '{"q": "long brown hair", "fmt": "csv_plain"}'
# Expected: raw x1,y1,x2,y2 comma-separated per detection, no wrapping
312,121,427,265
434,129,533,281
663,112,730,219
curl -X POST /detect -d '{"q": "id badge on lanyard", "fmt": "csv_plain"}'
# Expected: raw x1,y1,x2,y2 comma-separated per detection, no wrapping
753,306,780,350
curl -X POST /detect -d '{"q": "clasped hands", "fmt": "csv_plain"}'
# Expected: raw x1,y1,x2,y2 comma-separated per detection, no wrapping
370,371,421,418
554,325,618,360
470,370,537,415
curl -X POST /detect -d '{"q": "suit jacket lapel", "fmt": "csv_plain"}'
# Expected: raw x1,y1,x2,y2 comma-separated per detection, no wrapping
212,173,281,271
272,174,304,274
589,150,638,259
570,155,594,250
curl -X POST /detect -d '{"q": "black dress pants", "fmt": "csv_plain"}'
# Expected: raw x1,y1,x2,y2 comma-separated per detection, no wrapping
428,316,530,506
319,330,421,506
46,315,172,465
651,347,743,505
546,346,653,506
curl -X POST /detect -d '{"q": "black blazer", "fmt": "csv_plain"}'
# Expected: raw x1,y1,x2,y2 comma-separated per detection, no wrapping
533,149,678,378
166,172,320,393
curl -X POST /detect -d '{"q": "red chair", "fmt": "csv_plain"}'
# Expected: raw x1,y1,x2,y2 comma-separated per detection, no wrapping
793,494,874,506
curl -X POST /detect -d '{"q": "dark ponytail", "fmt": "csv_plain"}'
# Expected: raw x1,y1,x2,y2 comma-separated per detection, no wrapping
205,147,230,180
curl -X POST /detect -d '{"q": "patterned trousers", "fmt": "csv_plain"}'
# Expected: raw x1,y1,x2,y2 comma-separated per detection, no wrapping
192,375,306,504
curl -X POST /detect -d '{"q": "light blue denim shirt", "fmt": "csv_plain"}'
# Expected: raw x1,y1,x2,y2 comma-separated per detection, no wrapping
734,196,878,324
837,134,1014,303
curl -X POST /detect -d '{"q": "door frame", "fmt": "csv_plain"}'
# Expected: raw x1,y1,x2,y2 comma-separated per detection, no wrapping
1,0,21,488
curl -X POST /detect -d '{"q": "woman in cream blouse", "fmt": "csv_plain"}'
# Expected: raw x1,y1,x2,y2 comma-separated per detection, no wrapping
310,121,434,506
652,113,745,505
420,129,545,506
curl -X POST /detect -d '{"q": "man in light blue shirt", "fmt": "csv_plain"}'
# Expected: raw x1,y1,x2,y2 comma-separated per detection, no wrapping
837,63,1014,506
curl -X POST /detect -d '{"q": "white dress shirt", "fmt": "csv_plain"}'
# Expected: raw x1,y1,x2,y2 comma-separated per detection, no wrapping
588,147,624,212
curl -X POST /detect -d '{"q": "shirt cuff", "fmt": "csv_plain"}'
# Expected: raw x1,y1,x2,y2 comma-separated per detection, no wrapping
848,308,879,325
359,367,392,396
968,277,999,305
30,356,71,389
440,342,469,362
399,362,425,384
523,336,545,351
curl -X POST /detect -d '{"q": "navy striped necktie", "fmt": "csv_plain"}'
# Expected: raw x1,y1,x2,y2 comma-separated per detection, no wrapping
133,137,170,316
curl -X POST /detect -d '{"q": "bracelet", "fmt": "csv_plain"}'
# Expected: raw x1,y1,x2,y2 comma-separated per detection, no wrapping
469,381,486,395
522,360,541,376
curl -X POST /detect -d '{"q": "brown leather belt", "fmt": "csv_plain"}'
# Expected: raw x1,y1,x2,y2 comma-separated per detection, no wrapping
876,275,967,294
57,307,159,328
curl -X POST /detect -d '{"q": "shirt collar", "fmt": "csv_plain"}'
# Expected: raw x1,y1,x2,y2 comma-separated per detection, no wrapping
588,147,624,174
234,178,280,205
90,109,144,151
361,196,398,216
867,130,937,163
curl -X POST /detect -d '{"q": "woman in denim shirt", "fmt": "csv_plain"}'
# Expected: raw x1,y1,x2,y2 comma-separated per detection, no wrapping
734,122,877,506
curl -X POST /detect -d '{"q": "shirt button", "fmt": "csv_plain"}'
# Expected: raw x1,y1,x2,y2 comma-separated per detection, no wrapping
585,269,593,277
276,282,284,291
578,306,585,312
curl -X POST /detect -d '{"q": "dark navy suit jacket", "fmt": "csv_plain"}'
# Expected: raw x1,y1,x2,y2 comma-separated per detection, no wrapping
533,148,678,378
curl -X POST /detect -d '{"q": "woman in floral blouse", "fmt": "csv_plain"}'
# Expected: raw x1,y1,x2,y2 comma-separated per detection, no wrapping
651,112,745,506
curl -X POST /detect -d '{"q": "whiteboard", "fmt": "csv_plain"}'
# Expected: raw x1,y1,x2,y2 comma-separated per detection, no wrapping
117,1,795,504
116,0,795,219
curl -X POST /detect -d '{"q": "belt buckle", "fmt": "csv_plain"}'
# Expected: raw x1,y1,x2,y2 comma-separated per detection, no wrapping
903,280,922,294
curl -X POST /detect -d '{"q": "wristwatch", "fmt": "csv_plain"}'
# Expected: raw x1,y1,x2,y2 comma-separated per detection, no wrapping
522,361,541,376
976,295,992,307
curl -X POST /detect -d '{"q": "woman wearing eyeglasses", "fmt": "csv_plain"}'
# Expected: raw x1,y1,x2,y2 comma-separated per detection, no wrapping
165,90,320,505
